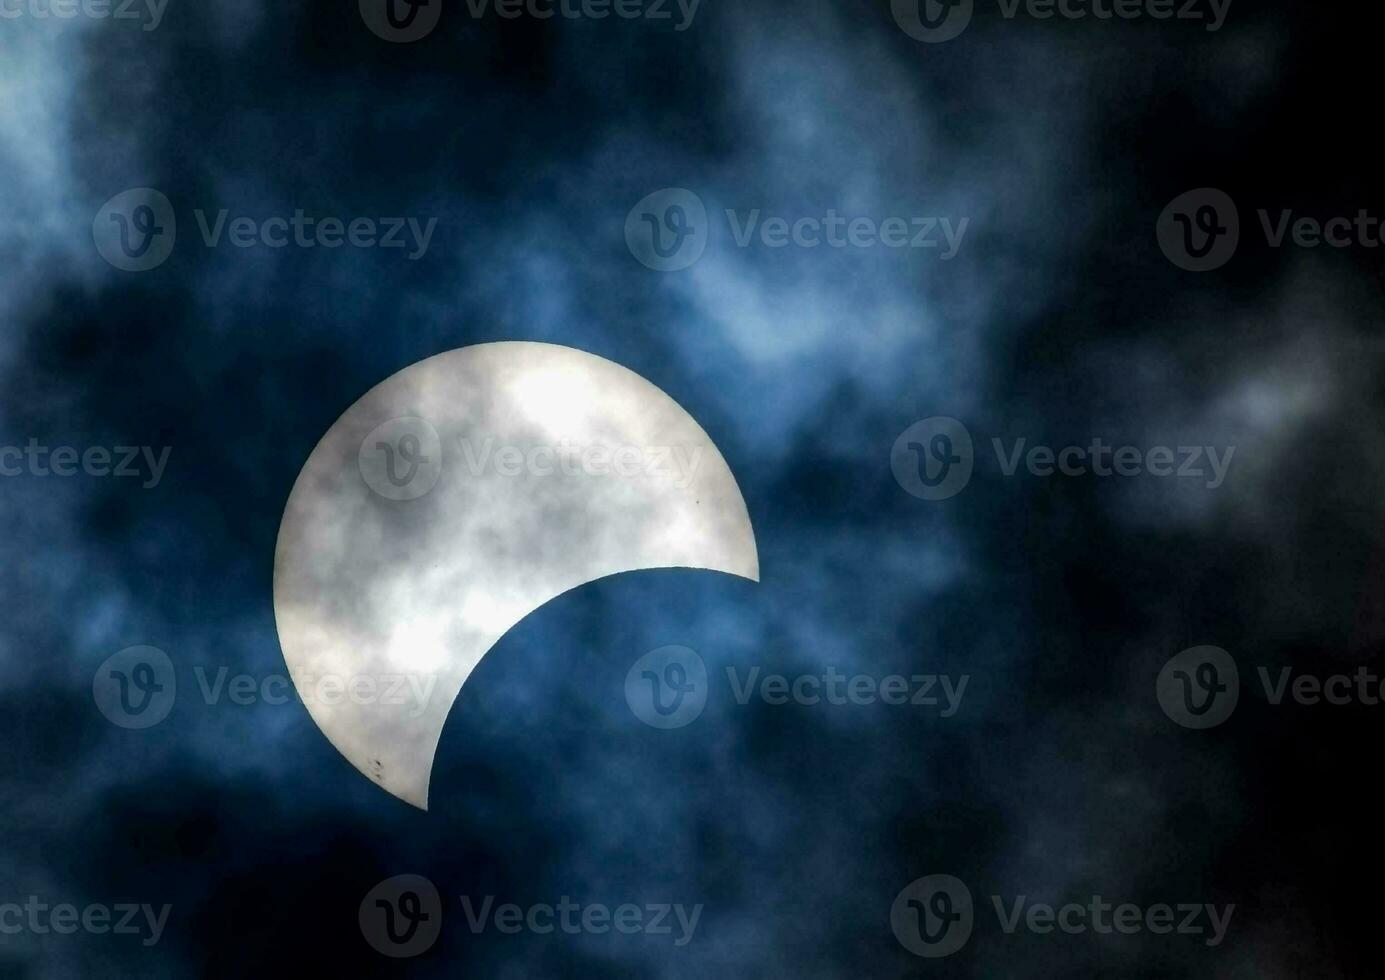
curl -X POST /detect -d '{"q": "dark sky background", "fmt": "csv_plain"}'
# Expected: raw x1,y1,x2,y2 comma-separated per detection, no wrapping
3,0,1384,975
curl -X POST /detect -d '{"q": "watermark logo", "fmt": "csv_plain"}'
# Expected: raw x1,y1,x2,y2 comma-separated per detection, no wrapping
626,189,969,271
358,421,701,500
193,667,436,717
93,189,176,272
1160,646,1385,729
191,210,436,258
895,0,1230,42
93,652,436,728
892,0,974,43
891,417,974,501
1157,188,1239,272
625,188,709,272
1161,188,1385,270
625,646,708,729
359,418,444,501
1157,645,1239,729
360,875,442,958
359,0,443,41
92,646,176,730
893,419,1235,499
359,879,699,954
891,875,974,958
93,190,438,271
892,877,1234,955
627,650,967,727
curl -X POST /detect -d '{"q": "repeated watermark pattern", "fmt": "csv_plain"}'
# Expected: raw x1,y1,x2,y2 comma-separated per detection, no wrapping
359,875,701,958
359,0,700,43
624,646,968,729
1157,188,1385,271
625,189,969,271
891,875,1233,958
0,0,168,29
359,418,445,501
892,0,1230,43
460,896,702,945
892,417,1234,501
92,646,436,729
457,437,704,488
93,646,177,729
193,666,436,717
358,416,708,501
93,188,437,272
360,876,443,958
1155,645,1239,729
0,441,171,487
0,898,171,947
891,875,974,957
1158,645,1385,729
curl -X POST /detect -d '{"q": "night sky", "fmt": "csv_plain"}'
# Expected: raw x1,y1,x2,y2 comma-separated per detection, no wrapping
2,0,1383,976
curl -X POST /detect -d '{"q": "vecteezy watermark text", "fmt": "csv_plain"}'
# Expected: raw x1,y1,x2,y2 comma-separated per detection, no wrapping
192,210,436,259
93,188,438,271
193,666,436,718
357,417,710,500
625,646,969,728
92,646,436,730
462,0,700,28
892,417,1234,500
0,0,168,30
723,210,968,257
457,436,704,488
461,896,702,945
359,875,701,959
725,666,967,713
0,897,171,947
358,0,699,43
1158,645,1385,729
892,0,1230,43
625,189,969,271
0,441,170,488
890,875,1233,958
1158,188,1385,272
